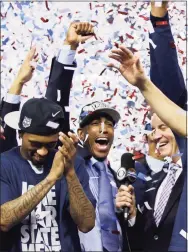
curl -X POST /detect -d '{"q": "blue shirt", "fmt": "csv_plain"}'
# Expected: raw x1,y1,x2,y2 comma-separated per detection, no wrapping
0,147,96,252
78,157,122,252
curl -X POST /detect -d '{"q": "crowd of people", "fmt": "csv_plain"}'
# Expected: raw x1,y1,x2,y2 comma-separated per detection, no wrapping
0,1,187,252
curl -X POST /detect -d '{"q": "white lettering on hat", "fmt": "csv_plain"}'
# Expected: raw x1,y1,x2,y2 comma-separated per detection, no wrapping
83,102,110,113
46,121,59,129
22,116,32,128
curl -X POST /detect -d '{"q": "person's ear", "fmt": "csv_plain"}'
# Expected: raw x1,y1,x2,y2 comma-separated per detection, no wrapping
18,131,24,139
77,128,85,141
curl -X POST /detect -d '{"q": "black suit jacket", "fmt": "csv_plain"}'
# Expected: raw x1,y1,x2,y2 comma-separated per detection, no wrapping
0,100,19,153
131,169,184,252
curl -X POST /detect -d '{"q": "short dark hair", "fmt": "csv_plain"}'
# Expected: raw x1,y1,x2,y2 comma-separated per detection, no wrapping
81,112,115,128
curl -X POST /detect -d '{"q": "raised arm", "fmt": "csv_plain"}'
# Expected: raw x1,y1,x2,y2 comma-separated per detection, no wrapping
149,1,186,109
108,45,186,137
0,48,38,153
45,22,94,134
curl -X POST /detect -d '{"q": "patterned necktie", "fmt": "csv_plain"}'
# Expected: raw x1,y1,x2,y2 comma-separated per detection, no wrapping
154,164,177,226
93,162,119,252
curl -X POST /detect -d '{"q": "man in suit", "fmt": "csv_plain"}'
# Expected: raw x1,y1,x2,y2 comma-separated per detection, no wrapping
128,0,186,216
109,19,186,252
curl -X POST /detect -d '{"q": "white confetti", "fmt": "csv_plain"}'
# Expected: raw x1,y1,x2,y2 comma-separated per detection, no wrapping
137,204,144,214
149,38,157,49
0,1,186,169
144,201,152,210
57,89,61,102
145,187,156,192
144,176,152,181
179,229,188,240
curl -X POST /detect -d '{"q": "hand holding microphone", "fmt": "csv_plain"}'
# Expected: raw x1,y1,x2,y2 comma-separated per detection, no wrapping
116,153,137,221
116,185,136,220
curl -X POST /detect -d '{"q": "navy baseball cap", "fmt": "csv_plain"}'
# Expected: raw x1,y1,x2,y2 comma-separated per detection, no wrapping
79,101,120,127
4,98,64,136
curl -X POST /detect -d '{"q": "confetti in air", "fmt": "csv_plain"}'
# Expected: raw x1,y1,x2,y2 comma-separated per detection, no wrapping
0,1,186,167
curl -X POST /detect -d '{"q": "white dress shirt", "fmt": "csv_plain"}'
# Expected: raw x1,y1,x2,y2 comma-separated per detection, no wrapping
146,155,165,174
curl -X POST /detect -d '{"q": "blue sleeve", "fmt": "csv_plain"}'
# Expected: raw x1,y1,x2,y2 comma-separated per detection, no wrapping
74,157,96,209
149,12,187,109
45,57,76,134
0,156,15,205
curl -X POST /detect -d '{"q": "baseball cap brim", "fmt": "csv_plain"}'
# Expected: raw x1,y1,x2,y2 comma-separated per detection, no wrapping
4,111,20,130
80,108,120,127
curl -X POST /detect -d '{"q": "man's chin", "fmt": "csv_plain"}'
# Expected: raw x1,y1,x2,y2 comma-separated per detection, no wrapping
31,158,46,167
92,151,109,161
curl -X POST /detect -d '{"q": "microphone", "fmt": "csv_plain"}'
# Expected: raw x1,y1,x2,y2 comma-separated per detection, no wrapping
116,153,137,221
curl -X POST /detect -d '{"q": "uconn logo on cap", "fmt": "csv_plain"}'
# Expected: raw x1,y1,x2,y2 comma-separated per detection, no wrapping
22,116,32,128
83,101,109,113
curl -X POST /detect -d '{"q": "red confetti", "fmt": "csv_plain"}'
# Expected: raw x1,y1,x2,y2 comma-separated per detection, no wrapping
129,90,136,99
114,42,119,48
182,57,186,65
95,4,105,7
113,88,118,96
41,17,49,23
21,94,28,98
130,136,135,142
107,9,113,14
126,147,130,152
119,36,124,43
82,80,87,86
104,98,112,102
91,20,98,24
45,0,50,11
0,12,7,18
106,81,110,88
142,111,148,125
178,49,184,54
91,91,95,97
139,15,149,21
118,11,128,15
178,35,186,41
169,41,176,49
78,49,85,54
89,3,92,10
126,33,134,39
71,118,77,122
